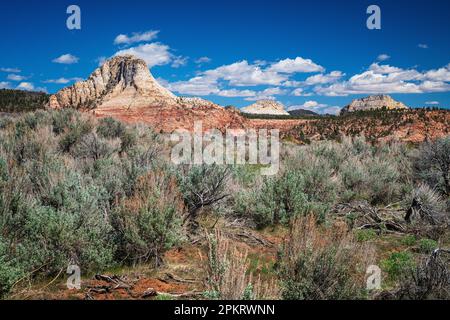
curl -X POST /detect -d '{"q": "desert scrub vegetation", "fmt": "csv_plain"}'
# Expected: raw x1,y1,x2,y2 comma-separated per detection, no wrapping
230,135,449,299
0,108,449,300
234,136,414,228
0,110,185,297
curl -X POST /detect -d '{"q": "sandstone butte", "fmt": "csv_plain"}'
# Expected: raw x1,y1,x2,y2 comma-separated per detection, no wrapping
340,94,409,115
48,55,450,143
241,100,290,116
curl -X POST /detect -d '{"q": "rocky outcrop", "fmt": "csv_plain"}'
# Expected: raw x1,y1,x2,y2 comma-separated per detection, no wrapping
241,100,290,116
49,55,177,110
340,95,408,115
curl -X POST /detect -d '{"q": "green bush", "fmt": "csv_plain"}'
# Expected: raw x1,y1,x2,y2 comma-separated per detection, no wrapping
235,170,325,228
0,237,25,298
381,252,415,283
0,157,8,182
418,238,438,254
96,117,126,139
354,229,377,242
233,137,412,228
401,235,417,246
96,117,137,153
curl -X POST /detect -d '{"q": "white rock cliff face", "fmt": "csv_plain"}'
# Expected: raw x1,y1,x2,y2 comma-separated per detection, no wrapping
49,55,177,110
241,100,290,116
340,95,408,114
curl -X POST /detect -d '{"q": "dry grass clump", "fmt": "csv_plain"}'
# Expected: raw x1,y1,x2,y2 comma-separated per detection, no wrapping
277,215,375,300
204,229,279,300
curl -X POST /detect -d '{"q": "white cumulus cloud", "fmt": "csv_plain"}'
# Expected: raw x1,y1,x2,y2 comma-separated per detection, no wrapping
171,56,189,68
288,100,340,115
16,82,34,91
0,81,11,89
1,67,21,73
115,43,173,68
114,30,159,45
377,54,390,61
195,57,211,64
315,62,450,96
305,71,344,85
43,77,83,84
7,74,27,81
268,57,324,73
203,60,288,86
52,54,79,64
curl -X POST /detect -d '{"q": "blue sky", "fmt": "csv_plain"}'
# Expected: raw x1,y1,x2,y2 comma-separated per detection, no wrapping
1,0,449,113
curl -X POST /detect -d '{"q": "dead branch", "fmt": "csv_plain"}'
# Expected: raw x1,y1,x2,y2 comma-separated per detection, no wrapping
159,273,200,284
141,288,203,299
224,229,275,247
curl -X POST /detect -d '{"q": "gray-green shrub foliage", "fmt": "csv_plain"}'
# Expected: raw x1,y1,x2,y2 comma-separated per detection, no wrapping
414,136,450,196
0,110,183,297
234,136,413,227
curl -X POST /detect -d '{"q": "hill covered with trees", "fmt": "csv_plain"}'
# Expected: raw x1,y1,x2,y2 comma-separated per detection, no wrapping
0,89,49,113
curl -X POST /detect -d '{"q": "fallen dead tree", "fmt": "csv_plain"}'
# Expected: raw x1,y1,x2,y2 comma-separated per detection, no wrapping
223,228,275,248
141,288,203,299
333,200,448,237
84,273,202,300
85,274,136,299
158,272,201,284
333,201,406,233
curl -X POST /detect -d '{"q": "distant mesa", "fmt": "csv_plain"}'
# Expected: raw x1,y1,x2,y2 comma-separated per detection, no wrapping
340,94,408,115
241,100,290,116
288,108,319,117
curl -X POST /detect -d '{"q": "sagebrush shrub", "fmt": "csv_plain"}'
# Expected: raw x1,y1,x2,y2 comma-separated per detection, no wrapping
235,154,337,228
111,171,185,266
58,116,93,153
234,137,413,228
396,250,449,299
414,136,450,196
96,117,127,139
